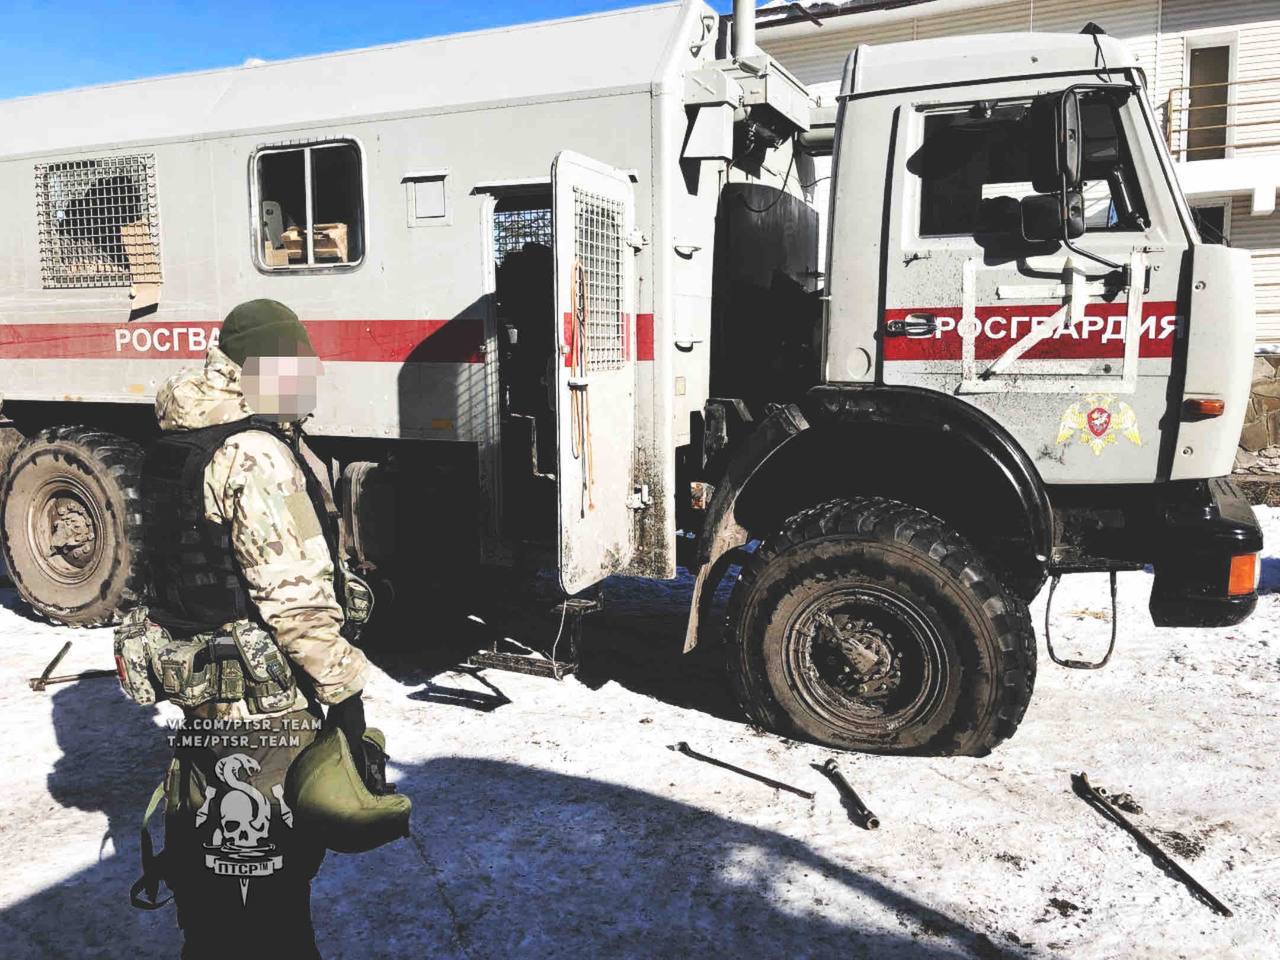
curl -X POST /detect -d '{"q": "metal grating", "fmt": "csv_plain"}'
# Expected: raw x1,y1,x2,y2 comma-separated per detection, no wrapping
35,154,161,289
494,206,553,266
572,187,624,372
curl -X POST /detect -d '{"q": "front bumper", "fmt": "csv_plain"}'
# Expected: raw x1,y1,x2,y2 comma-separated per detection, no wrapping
1148,478,1262,628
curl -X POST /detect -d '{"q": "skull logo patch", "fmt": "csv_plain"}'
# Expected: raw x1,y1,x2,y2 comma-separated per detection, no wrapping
199,754,291,904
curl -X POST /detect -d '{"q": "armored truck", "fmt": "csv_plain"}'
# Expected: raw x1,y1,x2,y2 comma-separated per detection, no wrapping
0,0,1262,755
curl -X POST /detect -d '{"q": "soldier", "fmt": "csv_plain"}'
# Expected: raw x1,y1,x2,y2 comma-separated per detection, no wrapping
117,300,399,959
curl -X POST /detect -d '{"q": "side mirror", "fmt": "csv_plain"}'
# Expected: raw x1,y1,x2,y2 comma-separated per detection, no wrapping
1029,90,1084,193
1021,191,1086,243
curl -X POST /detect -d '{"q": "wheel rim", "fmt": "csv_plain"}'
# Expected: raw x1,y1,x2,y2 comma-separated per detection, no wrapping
25,476,106,586
783,585,950,738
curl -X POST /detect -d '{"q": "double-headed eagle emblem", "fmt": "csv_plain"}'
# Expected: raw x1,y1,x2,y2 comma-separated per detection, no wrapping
1057,394,1142,456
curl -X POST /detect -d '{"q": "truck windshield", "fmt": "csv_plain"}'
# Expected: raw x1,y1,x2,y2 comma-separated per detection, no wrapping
912,92,1148,239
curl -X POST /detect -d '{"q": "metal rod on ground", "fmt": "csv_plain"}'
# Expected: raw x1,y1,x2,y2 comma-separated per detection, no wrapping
29,670,118,692
28,640,117,692
817,758,880,829
668,741,815,800
35,642,71,684
1072,772,1232,918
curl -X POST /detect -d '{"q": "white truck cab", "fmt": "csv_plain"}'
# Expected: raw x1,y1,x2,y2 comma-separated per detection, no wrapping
682,14,1261,755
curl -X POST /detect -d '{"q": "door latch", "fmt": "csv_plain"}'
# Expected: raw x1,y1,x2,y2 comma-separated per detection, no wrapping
626,484,652,510
884,313,938,338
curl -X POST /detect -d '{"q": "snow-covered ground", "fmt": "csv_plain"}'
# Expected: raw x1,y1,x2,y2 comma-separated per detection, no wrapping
1,512,1278,960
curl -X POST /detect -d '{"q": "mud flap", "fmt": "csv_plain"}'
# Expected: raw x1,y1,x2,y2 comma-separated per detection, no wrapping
682,403,809,651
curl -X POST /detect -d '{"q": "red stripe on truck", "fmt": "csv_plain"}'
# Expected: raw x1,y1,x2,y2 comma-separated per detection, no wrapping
0,318,486,363
635,313,654,361
883,301,1179,362
561,312,654,366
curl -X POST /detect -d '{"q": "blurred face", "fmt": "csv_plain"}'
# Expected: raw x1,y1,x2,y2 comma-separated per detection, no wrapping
241,355,323,422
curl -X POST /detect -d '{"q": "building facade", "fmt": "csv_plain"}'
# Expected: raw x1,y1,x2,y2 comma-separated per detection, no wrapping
756,0,1280,452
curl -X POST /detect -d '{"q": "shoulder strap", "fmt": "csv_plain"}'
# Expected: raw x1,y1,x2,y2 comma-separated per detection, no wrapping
298,435,345,560
130,782,173,910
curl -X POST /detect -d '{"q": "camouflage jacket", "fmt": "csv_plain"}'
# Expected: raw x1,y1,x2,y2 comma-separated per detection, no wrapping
154,346,368,716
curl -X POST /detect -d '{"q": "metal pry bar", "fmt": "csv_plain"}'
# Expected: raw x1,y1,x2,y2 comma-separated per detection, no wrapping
1072,771,1232,917
28,640,117,692
30,641,71,690
28,670,117,692
668,742,815,800
816,758,880,829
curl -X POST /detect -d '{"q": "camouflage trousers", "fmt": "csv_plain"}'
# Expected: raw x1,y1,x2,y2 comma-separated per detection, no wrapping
163,708,325,960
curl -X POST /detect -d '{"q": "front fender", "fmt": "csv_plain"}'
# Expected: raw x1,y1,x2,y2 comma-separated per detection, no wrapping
804,384,1053,566
682,386,1054,651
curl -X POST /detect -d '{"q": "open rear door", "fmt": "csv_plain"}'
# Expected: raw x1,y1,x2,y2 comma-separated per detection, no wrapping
551,151,637,594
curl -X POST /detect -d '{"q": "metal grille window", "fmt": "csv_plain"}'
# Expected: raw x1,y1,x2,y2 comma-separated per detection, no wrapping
494,204,552,266
35,155,161,289
573,187,624,371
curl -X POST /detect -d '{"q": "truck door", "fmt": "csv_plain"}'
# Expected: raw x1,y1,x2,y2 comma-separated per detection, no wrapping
878,82,1190,484
551,151,637,593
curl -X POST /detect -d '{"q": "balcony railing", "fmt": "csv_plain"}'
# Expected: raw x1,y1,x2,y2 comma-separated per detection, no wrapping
1165,74,1280,161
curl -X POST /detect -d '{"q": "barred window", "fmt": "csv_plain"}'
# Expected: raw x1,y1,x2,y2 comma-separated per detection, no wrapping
573,187,624,372
494,199,552,267
35,155,161,289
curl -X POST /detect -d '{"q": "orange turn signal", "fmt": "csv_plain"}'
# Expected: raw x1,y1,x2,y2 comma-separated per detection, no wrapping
1184,397,1226,418
1228,553,1259,596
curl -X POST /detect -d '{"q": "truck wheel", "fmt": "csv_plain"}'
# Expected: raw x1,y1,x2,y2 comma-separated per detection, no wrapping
1,427,147,626
725,497,1035,756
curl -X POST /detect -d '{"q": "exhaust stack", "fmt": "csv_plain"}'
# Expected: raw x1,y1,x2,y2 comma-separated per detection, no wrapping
733,0,758,59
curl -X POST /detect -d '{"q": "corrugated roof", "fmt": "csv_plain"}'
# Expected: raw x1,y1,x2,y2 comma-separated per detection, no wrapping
0,2,685,160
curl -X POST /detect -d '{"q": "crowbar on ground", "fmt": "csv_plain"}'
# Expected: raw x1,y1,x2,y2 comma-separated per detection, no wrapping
668,741,814,799
1072,771,1232,918
28,641,117,692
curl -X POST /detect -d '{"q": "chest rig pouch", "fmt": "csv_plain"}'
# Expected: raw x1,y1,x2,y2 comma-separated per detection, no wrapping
153,624,298,711
230,620,298,713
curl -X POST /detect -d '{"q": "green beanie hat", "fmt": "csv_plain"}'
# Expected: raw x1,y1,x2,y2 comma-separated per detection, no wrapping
218,299,315,366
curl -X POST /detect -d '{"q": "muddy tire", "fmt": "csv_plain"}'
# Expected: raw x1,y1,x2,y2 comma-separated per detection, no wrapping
1,427,147,626
725,497,1035,756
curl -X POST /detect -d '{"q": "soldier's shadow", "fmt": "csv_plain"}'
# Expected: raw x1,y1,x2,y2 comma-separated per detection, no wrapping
2,684,1016,959
314,755,1013,959
0,681,179,958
